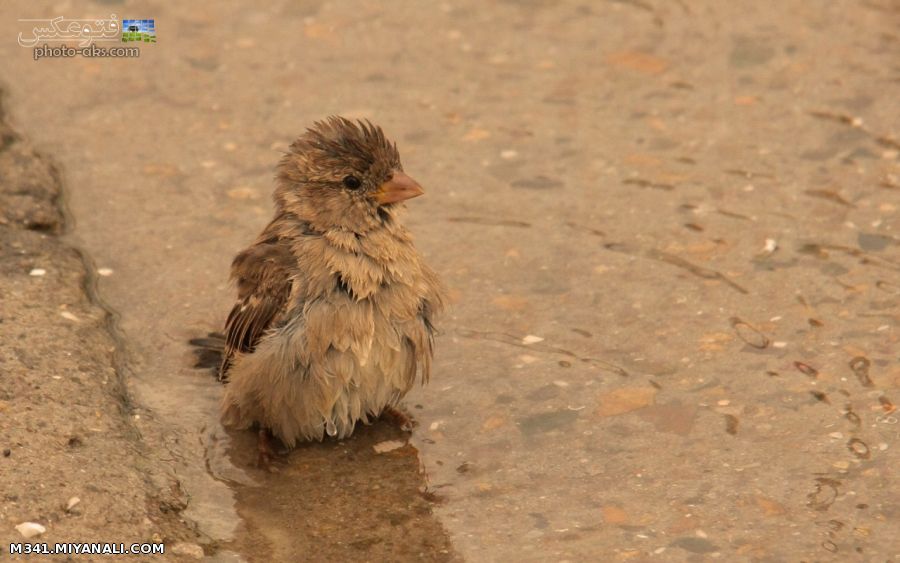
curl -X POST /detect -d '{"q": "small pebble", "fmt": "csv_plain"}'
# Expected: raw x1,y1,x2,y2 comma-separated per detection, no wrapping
66,497,80,511
60,311,79,322
227,187,258,200
500,149,518,159
373,440,406,453
3,449,10,457
97,268,113,276
15,522,46,539
829,432,844,439
170,543,205,559
522,335,544,344
772,341,787,348
29,268,46,276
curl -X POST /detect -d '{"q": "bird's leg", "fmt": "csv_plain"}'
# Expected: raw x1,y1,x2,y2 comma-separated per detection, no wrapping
256,428,279,470
381,406,415,432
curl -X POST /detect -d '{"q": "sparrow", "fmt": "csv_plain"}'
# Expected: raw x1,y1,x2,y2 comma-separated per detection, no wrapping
212,117,444,460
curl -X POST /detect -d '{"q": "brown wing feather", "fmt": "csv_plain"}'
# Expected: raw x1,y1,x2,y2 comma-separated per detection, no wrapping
219,236,294,381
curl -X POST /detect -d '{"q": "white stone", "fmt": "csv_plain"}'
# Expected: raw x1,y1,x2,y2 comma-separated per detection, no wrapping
373,440,406,453
15,522,46,538
170,543,205,559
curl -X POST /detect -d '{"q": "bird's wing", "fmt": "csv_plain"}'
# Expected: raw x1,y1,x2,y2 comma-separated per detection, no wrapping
220,236,295,381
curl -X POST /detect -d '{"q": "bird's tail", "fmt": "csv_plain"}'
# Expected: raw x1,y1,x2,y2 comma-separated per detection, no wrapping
188,332,225,373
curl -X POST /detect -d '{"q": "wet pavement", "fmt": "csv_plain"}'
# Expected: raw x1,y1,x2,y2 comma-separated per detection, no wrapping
1,0,899,560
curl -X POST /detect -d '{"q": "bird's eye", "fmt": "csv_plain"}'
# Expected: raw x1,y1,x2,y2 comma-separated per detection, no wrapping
342,175,361,190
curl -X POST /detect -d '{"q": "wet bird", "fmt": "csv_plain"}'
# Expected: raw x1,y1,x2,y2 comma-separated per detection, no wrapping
196,117,444,463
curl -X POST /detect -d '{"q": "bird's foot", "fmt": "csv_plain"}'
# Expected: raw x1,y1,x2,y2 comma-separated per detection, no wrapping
381,406,416,432
256,428,284,471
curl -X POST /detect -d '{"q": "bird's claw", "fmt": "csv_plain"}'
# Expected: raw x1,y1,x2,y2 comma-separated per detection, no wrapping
256,428,284,472
382,406,416,432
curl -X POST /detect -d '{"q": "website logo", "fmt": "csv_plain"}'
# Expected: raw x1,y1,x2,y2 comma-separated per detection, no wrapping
121,19,156,43
16,14,151,60
17,14,121,47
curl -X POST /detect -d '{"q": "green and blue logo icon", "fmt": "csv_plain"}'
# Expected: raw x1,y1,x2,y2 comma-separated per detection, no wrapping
122,19,155,43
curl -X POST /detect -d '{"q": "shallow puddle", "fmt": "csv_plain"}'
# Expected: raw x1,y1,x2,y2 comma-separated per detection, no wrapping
1,0,898,559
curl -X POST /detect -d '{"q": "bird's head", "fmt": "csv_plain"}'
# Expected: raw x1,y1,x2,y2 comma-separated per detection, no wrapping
274,116,424,233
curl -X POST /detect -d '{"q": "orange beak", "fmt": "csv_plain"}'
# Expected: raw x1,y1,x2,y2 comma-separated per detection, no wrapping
373,171,424,205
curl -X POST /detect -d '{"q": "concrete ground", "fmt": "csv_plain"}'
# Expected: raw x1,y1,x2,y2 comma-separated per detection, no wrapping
0,92,201,559
1,0,898,561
